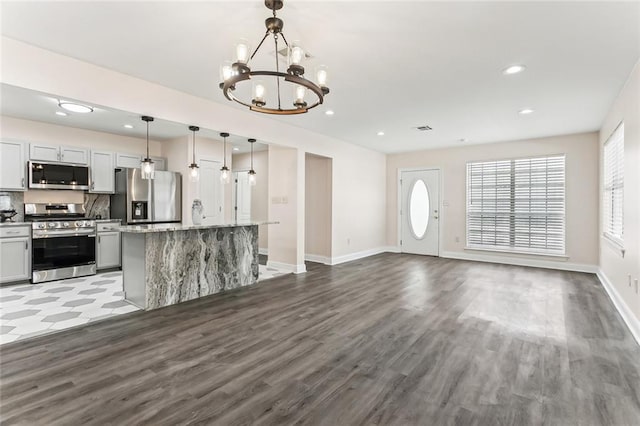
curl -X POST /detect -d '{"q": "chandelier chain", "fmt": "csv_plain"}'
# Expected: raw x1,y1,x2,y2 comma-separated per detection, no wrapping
251,30,270,62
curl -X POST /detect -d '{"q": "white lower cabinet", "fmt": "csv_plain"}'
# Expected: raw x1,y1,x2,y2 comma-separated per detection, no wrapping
97,230,121,269
0,229,30,283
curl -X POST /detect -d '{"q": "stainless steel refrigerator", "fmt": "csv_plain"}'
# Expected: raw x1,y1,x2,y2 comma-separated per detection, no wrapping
110,168,182,224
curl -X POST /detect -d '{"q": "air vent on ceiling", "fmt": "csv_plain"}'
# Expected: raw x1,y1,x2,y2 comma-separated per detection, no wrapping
276,47,313,59
415,125,433,131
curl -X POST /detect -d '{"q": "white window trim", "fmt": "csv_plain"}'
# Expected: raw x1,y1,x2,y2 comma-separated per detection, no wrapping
602,121,624,252
464,245,569,259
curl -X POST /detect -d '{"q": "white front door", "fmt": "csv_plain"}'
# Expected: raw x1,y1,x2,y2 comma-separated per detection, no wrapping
400,169,440,256
199,159,223,225
233,171,252,222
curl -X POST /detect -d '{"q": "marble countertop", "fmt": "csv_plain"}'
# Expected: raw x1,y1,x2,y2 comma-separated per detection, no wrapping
119,221,277,233
0,222,29,228
95,219,122,223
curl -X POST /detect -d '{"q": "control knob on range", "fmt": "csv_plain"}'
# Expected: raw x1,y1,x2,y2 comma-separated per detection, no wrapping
38,223,46,229
63,222,70,228
48,222,56,228
74,221,83,227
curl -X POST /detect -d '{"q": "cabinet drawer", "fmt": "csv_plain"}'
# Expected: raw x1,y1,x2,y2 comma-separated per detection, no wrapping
97,223,121,233
0,226,30,238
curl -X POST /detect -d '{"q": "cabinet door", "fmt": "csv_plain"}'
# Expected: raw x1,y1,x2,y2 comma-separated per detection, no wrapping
90,150,115,193
30,143,59,162
116,153,142,169
60,146,89,165
0,141,26,191
97,232,121,269
151,156,167,171
0,237,30,283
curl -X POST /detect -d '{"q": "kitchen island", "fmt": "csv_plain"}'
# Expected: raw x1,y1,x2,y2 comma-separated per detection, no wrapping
120,222,272,310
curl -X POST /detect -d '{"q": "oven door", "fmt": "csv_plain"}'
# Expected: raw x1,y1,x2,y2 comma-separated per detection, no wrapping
32,234,96,271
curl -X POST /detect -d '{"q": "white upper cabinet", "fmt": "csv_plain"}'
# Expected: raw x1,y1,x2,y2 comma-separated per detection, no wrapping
90,150,115,193
60,146,89,164
151,156,167,171
30,143,59,162
0,140,27,191
116,153,142,169
30,143,88,165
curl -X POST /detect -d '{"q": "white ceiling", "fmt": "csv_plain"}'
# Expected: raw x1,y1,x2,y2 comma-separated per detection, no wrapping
0,84,267,154
1,1,639,153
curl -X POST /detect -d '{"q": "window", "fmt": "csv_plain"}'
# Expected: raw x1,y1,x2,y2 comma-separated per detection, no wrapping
466,155,565,255
603,123,624,245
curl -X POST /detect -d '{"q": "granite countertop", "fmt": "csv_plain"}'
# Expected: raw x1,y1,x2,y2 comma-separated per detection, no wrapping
119,221,278,233
0,222,29,228
95,219,122,223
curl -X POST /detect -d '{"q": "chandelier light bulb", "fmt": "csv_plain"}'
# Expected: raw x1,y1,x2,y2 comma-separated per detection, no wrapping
220,62,234,81
248,170,257,186
235,39,251,64
289,42,304,66
316,65,328,87
252,81,266,106
220,167,230,183
189,165,200,182
295,85,306,102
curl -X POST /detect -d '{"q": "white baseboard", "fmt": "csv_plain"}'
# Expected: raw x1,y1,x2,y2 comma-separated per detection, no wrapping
384,245,401,253
305,254,331,265
440,250,598,273
330,247,391,265
597,269,640,346
258,248,268,256
266,260,306,274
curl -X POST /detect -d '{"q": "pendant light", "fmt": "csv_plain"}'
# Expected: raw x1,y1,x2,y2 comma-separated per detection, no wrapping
188,125,200,182
140,116,155,180
248,138,257,186
220,132,231,184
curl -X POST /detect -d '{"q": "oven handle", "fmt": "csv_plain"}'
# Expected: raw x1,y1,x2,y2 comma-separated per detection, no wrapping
32,230,96,239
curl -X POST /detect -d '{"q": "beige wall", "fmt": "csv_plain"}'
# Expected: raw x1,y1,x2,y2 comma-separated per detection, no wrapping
1,115,163,156
2,37,387,262
233,150,269,250
599,60,640,323
387,132,600,267
268,146,304,269
305,154,332,259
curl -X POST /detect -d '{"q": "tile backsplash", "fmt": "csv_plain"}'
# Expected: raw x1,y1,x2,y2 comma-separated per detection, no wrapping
0,191,110,221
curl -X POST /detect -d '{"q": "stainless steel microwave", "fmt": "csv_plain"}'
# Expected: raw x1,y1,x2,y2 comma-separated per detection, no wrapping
28,161,90,190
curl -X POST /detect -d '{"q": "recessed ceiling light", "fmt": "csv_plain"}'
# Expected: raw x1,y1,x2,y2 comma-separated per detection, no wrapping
518,108,535,115
377,131,385,136
233,147,240,151
459,138,467,142
55,111,68,116
325,110,334,116
123,124,133,129
58,101,94,113
503,64,526,75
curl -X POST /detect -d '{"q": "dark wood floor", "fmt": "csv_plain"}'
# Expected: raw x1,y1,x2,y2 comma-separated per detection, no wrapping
1,254,639,425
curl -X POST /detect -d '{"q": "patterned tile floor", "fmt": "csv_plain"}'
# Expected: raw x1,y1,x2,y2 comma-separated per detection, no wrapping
0,264,289,345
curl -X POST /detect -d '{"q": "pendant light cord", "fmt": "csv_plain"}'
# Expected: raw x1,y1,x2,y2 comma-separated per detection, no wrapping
223,135,227,167
192,130,196,164
251,141,254,170
146,121,150,159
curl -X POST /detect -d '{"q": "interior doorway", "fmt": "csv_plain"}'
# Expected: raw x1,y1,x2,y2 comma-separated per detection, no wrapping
198,158,223,225
233,171,252,222
304,153,333,264
400,169,440,256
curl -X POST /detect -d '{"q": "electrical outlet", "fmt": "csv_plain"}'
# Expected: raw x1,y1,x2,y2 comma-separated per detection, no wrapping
635,279,638,294
630,274,633,287
347,238,350,245
455,236,460,243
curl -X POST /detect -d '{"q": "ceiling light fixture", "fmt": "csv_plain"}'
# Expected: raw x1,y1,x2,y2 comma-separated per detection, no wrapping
188,125,200,182
124,124,133,129
219,0,330,115
503,64,526,75
58,101,93,113
140,116,155,180
233,147,240,151
248,138,257,186
325,110,334,116
55,111,68,116
519,108,535,115
220,132,231,184
377,131,385,136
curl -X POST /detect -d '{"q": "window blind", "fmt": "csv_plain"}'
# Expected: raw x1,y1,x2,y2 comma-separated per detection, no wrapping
603,123,624,243
466,155,565,254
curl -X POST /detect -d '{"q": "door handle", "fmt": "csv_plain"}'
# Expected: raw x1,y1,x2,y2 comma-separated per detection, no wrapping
21,177,25,187
25,241,28,250
91,182,95,190
98,236,101,243
434,216,439,219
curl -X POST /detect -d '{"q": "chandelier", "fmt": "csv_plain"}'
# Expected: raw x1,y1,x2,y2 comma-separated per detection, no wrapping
219,0,330,115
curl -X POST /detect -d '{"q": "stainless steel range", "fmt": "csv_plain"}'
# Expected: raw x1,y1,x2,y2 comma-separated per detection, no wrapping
25,203,97,283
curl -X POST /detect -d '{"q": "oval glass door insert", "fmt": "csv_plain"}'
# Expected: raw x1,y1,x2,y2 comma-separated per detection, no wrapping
409,179,430,239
